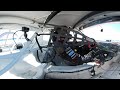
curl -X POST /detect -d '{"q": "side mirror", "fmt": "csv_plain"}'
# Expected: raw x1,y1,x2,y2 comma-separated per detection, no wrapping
101,29,103,32
0,48,2,52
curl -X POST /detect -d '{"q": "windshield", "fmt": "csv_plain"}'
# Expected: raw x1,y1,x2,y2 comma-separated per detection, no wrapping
81,22,120,43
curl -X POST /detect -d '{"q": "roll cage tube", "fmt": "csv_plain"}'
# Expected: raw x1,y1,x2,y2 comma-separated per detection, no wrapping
44,11,61,26
35,26,96,49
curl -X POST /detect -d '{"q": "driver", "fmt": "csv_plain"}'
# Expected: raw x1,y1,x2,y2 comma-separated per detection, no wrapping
51,26,94,65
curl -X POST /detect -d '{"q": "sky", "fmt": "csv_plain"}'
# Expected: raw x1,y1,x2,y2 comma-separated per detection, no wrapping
82,22,120,41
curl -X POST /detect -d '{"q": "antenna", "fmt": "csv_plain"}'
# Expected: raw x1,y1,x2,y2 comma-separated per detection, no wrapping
99,24,103,32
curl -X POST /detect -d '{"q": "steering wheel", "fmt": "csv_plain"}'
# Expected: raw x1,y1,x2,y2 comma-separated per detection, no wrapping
91,48,114,64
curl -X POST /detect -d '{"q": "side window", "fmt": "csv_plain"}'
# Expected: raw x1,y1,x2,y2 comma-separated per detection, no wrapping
0,29,35,52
